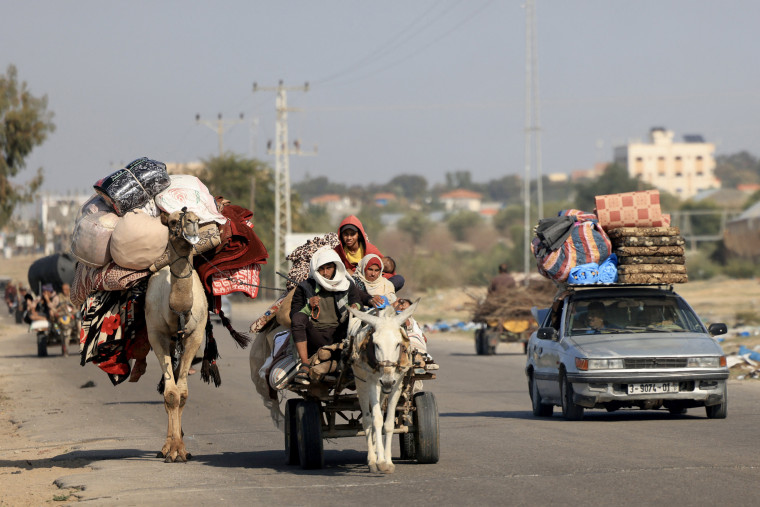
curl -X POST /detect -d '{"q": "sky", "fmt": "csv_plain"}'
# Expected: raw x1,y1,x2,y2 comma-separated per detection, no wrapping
3,0,760,195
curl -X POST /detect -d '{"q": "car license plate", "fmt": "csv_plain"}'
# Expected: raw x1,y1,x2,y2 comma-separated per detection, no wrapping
627,382,679,394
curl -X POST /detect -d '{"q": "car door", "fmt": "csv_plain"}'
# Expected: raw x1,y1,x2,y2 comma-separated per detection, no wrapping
533,301,564,402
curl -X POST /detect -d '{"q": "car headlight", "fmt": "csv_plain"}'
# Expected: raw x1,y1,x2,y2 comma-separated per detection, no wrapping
687,356,725,368
575,358,624,370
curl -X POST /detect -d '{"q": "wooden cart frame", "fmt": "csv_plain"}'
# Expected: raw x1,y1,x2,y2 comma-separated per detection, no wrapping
281,350,440,470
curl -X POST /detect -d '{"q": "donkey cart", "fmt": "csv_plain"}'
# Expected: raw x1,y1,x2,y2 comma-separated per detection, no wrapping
281,355,440,470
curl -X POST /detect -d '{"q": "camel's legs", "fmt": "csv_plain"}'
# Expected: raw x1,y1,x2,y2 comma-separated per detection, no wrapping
151,326,204,463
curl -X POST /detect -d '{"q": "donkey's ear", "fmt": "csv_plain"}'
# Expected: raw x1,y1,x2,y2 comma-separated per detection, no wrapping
160,212,169,226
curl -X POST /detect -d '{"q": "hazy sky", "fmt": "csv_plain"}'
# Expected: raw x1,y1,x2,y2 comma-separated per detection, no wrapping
3,0,760,194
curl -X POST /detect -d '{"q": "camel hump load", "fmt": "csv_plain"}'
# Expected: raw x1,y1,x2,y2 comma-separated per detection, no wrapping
71,157,268,386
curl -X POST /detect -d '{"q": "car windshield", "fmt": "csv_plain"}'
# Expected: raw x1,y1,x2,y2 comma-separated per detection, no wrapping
566,295,704,336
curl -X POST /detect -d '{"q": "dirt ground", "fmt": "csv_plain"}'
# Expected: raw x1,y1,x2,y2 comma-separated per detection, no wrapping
2,253,760,504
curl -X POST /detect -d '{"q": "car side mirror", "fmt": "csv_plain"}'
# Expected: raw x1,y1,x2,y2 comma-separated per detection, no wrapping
708,323,727,336
537,327,558,341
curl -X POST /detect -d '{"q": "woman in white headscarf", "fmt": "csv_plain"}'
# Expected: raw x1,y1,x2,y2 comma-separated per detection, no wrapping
289,247,372,384
353,253,397,307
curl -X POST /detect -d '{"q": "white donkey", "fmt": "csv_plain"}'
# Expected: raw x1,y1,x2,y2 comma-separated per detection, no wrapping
349,300,418,473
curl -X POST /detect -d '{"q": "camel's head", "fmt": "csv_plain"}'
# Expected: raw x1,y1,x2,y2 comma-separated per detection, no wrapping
163,207,201,245
349,299,419,394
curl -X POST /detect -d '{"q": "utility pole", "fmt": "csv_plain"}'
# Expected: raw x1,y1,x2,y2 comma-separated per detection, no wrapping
253,80,316,289
523,0,543,284
195,112,246,157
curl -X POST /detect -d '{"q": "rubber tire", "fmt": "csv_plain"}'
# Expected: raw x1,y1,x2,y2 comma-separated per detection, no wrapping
413,392,440,464
37,332,48,357
296,400,324,469
667,407,687,416
475,329,486,355
560,371,584,421
284,399,301,465
61,330,68,357
399,432,416,460
705,384,728,419
530,373,553,417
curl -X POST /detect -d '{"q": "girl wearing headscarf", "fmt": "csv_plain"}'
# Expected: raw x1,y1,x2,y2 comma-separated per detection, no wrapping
289,246,372,384
334,215,406,291
353,254,397,308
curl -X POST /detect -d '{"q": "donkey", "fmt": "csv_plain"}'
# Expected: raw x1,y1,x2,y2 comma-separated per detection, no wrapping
348,300,419,473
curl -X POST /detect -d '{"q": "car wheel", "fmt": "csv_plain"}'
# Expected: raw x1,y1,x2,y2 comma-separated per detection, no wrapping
705,384,728,419
667,406,687,416
529,373,553,417
560,371,584,421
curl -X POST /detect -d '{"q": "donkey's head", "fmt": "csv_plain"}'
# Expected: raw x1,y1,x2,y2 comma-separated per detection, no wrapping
349,299,419,394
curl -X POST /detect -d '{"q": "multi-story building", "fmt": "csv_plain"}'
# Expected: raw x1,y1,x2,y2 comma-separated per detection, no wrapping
614,128,720,199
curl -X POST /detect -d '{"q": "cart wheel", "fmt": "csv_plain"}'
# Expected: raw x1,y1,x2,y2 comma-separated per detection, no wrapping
399,432,416,460
296,400,324,469
284,399,301,465
37,332,48,357
475,329,487,355
413,392,439,464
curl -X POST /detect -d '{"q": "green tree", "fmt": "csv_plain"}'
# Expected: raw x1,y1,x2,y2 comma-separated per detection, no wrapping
387,174,427,201
0,65,55,229
397,210,432,244
714,151,760,188
446,209,482,241
574,163,652,210
201,153,276,249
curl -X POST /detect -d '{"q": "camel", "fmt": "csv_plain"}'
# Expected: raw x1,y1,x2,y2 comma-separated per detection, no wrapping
348,300,418,473
145,208,208,462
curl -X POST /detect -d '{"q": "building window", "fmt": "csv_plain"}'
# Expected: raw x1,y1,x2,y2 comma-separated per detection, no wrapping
634,157,644,176
657,156,666,176
674,156,683,173
696,155,704,174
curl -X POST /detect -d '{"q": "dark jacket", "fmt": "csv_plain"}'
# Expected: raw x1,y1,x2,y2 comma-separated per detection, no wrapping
289,277,371,328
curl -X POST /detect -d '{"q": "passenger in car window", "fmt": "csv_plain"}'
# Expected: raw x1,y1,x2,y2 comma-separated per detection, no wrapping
583,301,620,333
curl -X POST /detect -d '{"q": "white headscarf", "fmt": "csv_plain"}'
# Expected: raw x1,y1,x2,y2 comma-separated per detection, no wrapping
356,254,397,302
310,246,350,291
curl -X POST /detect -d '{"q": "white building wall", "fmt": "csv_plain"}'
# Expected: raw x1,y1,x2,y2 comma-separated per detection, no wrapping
623,129,720,199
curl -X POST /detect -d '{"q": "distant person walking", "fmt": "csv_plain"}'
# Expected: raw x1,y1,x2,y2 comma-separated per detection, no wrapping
488,263,516,294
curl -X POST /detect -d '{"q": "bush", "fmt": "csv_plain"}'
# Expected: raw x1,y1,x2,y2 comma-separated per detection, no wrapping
723,258,760,279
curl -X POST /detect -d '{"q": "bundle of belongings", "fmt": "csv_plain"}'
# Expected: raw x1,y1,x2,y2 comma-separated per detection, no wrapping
532,190,687,285
71,157,268,385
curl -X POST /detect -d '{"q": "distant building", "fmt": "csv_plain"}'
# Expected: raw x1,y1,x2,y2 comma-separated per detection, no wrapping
308,193,359,221
373,192,396,207
570,162,608,182
614,128,720,199
439,189,483,212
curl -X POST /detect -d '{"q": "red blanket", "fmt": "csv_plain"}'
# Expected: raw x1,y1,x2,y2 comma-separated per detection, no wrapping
194,205,268,295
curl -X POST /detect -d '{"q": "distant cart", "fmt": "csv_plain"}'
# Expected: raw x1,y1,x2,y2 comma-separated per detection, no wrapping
475,317,534,355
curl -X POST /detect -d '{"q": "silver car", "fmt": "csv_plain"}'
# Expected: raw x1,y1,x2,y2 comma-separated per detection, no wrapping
525,286,728,420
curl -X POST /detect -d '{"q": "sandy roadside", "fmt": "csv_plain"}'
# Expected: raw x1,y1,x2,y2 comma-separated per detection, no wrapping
0,313,90,506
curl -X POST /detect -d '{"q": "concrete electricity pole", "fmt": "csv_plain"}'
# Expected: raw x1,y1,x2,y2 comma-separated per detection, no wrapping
195,112,246,156
523,0,543,284
253,80,315,289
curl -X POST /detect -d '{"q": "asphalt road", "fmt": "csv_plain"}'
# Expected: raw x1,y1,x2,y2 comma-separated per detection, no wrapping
2,306,760,506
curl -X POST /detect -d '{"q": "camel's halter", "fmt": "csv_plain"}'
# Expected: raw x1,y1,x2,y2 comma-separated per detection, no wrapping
168,207,199,280
167,207,200,339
